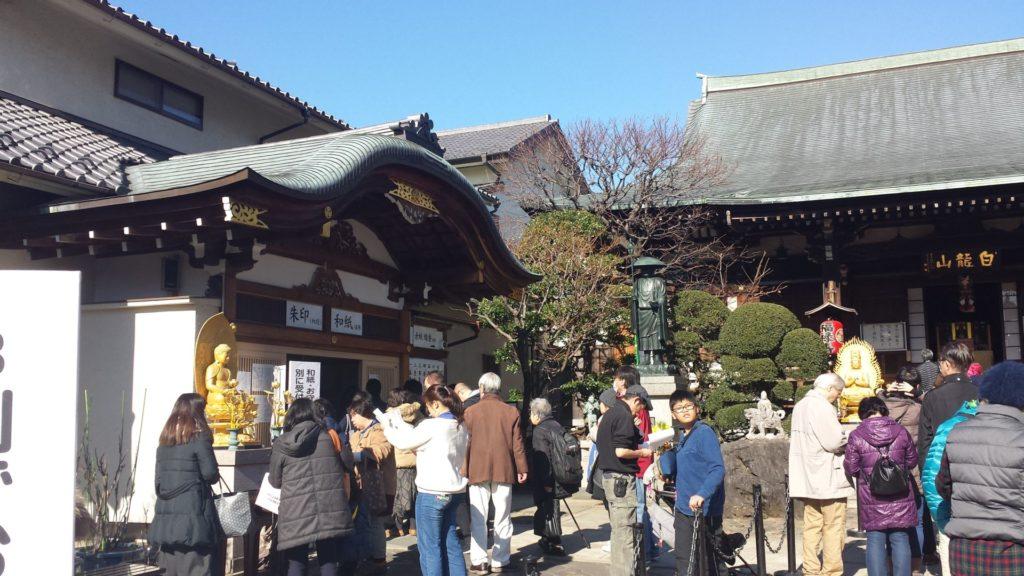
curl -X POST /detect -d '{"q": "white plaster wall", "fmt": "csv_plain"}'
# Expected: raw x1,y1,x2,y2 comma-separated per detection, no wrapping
91,252,214,302
416,304,524,393
0,249,98,302
238,253,402,310
78,298,220,523
347,219,397,267
0,0,332,154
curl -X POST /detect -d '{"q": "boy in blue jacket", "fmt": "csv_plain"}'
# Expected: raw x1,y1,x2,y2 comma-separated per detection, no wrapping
659,390,726,575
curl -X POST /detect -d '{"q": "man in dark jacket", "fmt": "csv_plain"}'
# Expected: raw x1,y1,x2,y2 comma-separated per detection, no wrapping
918,342,977,465
455,381,481,411
917,348,941,396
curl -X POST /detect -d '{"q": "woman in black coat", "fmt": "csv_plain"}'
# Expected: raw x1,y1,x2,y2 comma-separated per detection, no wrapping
270,398,356,576
149,393,222,576
529,398,567,556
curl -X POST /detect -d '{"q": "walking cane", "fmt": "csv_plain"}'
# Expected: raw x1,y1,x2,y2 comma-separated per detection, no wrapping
561,498,591,548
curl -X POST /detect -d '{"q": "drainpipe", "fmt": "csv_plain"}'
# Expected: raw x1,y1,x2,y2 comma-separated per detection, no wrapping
258,107,310,144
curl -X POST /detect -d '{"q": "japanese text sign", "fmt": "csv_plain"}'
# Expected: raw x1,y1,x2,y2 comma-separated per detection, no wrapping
411,325,445,350
285,301,323,331
331,309,363,336
0,271,80,575
923,249,999,273
288,361,321,400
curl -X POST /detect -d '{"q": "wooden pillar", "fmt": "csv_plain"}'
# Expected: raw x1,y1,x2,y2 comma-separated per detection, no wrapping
399,309,411,383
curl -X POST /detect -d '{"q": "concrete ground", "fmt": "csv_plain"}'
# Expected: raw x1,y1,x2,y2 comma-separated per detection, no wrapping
382,493,942,575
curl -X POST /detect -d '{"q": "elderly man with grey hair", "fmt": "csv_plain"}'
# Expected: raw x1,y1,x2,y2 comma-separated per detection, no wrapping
528,397,567,555
463,372,529,573
789,372,854,576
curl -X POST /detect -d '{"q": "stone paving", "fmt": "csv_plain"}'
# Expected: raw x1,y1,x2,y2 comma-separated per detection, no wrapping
382,492,943,575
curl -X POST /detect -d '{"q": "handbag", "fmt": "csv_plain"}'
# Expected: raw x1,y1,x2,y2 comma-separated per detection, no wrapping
214,476,253,538
360,462,389,516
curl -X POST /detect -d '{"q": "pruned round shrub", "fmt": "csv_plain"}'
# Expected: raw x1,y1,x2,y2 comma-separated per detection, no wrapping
718,303,800,359
703,385,751,416
714,403,756,439
674,290,729,341
719,355,780,390
673,330,703,366
775,328,830,381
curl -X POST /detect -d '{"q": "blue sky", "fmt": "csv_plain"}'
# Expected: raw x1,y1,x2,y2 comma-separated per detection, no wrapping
117,1,1024,131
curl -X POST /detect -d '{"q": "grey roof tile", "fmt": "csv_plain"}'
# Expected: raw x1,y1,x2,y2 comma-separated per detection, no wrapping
438,116,555,161
0,95,166,193
687,38,1024,206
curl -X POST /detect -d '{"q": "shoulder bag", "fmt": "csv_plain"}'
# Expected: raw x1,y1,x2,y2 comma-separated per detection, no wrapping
214,476,252,538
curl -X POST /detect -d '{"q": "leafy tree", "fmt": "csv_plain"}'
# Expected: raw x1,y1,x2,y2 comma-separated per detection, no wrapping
469,210,629,411
718,303,800,359
776,328,830,381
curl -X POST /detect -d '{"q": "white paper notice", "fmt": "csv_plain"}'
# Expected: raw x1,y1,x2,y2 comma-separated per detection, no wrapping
288,361,321,399
0,271,81,575
330,309,363,336
286,301,323,331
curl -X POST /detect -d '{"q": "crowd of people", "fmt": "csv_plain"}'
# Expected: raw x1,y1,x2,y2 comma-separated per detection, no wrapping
143,337,1013,576
789,341,1024,576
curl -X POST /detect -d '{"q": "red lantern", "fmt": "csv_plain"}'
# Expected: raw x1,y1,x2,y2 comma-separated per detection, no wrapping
820,319,845,355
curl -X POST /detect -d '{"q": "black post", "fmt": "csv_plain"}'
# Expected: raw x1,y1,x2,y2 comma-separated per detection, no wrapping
786,478,797,575
754,484,767,576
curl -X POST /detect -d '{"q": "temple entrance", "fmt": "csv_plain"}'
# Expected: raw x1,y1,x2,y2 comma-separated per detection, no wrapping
287,354,362,414
924,282,1003,368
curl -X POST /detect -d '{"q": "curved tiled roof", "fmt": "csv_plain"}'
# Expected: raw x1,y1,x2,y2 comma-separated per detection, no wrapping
129,132,467,200
0,93,167,193
82,0,350,130
687,38,1024,206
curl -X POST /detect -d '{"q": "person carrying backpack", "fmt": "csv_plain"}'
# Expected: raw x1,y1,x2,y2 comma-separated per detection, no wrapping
529,397,582,556
844,397,919,576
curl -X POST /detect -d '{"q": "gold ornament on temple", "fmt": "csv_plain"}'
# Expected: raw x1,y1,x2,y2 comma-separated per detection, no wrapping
834,337,883,423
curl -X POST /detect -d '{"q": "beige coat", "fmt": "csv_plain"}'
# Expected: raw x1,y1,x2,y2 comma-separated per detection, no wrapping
788,388,854,500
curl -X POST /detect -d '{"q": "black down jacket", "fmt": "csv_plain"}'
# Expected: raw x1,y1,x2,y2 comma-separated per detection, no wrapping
149,433,223,548
269,420,355,550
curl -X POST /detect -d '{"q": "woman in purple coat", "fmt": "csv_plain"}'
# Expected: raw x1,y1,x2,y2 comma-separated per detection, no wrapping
844,397,919,576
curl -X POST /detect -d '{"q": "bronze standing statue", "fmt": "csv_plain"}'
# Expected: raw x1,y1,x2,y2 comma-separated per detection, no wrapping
631,257,670,372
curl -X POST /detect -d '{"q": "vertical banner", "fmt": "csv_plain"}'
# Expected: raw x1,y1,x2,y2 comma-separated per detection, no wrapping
0,271,80,575
288,361,321,399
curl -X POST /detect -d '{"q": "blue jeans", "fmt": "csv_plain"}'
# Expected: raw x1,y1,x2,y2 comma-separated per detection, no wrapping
635,479,658,558
866,529,912,576
415,492,467,576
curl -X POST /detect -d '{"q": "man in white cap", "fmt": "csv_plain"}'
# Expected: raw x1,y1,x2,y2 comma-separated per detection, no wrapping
789,373,854,576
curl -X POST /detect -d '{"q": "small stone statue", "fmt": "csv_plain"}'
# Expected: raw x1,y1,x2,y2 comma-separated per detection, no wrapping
583,394,600,432
745,391,786,439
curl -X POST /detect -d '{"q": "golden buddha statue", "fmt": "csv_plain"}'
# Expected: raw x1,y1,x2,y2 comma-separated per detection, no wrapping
201,343,256,446
834,338,883,423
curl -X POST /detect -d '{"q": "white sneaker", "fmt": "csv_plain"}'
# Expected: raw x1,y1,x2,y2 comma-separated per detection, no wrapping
601,543,611,553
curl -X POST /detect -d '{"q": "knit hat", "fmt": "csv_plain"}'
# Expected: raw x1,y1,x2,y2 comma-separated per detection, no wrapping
979,361,1024,409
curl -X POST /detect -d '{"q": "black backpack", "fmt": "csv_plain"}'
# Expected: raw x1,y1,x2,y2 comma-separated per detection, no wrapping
548,427,583,495
868,444,908,497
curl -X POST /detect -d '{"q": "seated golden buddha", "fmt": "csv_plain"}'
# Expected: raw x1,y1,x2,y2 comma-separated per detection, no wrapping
834,338,882,423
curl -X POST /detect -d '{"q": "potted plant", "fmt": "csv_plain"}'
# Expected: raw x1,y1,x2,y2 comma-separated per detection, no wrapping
75,390,147,572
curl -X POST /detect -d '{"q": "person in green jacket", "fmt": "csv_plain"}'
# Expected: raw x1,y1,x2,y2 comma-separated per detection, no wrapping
921,399,978,576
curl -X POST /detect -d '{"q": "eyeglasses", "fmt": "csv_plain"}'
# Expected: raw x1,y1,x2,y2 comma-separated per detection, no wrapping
672,404,697,414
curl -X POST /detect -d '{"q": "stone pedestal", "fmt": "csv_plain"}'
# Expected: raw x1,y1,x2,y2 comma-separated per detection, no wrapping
640,374,687,426
214,448,272,576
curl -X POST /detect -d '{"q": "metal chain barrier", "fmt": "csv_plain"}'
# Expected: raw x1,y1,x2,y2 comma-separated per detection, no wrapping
764,493,792,554
686,510,703,576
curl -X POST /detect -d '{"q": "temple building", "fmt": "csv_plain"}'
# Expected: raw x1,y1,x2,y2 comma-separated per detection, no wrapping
689,38,1024,376
0,0,539,532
